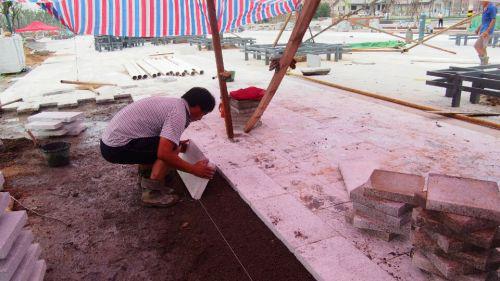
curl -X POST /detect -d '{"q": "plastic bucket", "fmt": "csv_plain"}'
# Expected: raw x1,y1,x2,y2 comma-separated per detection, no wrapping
40,142,71,167
226,71,236,82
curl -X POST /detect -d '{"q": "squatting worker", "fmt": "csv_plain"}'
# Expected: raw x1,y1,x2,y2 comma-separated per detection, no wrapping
474,1,497,65
100,87,216,207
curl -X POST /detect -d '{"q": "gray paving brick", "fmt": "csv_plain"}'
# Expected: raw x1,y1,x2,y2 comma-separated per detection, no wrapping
0,193,10,217
426,174,500,222
364,169,424,204
350,184,412,217
0,211,27,259
353,202,410,227
352,212,410,235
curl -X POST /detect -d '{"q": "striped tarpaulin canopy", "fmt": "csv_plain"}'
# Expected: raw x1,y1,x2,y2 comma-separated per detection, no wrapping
4,0,301,37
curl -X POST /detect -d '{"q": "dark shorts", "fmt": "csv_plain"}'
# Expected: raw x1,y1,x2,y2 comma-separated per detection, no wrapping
100,137,160,165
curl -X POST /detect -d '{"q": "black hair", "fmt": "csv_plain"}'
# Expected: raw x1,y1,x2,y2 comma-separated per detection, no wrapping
182,87,216,113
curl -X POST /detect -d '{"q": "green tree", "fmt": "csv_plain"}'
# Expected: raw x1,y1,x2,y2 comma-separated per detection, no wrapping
314,3,331,18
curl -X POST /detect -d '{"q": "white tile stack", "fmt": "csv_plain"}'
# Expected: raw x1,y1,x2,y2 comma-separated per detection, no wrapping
0,192,46,281
25,112,86,138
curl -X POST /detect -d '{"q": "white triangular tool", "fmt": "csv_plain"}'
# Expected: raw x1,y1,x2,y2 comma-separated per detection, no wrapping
177,141,215,200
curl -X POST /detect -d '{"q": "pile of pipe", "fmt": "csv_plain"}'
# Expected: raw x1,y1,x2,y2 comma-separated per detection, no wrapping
123,57,204,80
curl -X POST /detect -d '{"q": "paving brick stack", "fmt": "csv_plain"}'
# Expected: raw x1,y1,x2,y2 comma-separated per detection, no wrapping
346,170,425,241
229,98,262,130
410,174,500,281
25,111,86,138
0,192,47,281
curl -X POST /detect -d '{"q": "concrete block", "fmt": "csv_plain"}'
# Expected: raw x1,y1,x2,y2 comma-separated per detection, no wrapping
11,243,41,281
229,99,260,110
95,95,115,104
353,202,411,227
96,85,119,96
56,99,78,109
65,123,87,136
31,128,68,138
113,92,132,100
439,212,498,234
16,103,40,115
435,231,467,253
221,166,286,203
306,54,321,68
412,208,498,249
252,194,335,249
28,260,46,281
230,106,255,114
449,248,499,271
131,95,151,102
426,174,500,222
0,193,9,217
0,173,4,191
364,169,424,204
352,213,410,235
294,236,394,281
350,184,412,217
177,141,214,200
27,111,83,123
414,191,427,208
0,211,27,259
339,159,379,195
0,230,34,281
25,121,63,130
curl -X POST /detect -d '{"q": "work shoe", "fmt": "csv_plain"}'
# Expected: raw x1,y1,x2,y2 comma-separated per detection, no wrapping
141,189,179,208
140,177,175,194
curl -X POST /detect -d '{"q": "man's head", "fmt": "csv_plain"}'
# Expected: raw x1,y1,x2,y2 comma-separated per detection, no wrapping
182,87,216,121
480,1,490,8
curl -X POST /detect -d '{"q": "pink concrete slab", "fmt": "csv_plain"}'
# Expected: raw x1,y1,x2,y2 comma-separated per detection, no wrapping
294,236,394,281
27,111,83,123
0,192,10,217
339,158,379,195
220,166,287,202
177,141,214,200
11,243,41,281
0,230,34,281
252,194,335,250
426,174,500,222
0,211,28,259
28,260,46,281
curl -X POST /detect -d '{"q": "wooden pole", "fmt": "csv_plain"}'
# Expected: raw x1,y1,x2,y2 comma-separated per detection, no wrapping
244,0,321,133
206,0,234,139
353,22,456,54
273,13,293,47
403,14,478,52
60,80,117,86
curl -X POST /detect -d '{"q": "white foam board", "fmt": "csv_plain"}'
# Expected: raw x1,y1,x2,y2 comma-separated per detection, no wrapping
177,141,214,200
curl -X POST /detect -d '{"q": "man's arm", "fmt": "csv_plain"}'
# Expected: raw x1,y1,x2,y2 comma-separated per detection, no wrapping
157,137,215,178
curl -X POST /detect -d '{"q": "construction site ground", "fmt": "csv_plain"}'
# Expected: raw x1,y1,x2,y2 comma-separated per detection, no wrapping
0,30,499,280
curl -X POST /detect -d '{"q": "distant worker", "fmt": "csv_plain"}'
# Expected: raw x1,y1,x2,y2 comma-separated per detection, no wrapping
474,1,497,65
438,12,444,28
100,88,216,207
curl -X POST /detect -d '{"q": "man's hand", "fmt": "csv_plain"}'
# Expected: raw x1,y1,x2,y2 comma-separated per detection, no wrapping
191,159,216,179
481,32,489,39
179,140,189,153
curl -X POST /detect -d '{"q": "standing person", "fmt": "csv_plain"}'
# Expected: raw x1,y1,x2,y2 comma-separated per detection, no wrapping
438,12,444,28
474,1,497,65
100,87,216,207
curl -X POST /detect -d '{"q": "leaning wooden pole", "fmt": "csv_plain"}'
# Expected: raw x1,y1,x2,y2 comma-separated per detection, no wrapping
273,13,293,47
403,14,478,53
353,22,456,54
244,0,321,133
207,0,234,139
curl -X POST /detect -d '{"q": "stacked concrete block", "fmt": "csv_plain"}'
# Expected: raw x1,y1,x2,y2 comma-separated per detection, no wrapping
345,170,424,241
410,174,500,281
0,192,47,281
229,98,262,130
25,111,86,138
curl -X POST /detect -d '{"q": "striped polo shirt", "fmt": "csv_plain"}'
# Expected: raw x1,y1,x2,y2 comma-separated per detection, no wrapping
102,97,190,147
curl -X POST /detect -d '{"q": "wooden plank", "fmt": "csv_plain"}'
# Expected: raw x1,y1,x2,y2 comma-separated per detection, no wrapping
244,0,321,133
207,0,234,139
60,80,117,87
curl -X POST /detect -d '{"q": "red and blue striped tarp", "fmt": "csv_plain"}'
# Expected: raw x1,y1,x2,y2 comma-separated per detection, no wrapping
4,0,300,37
